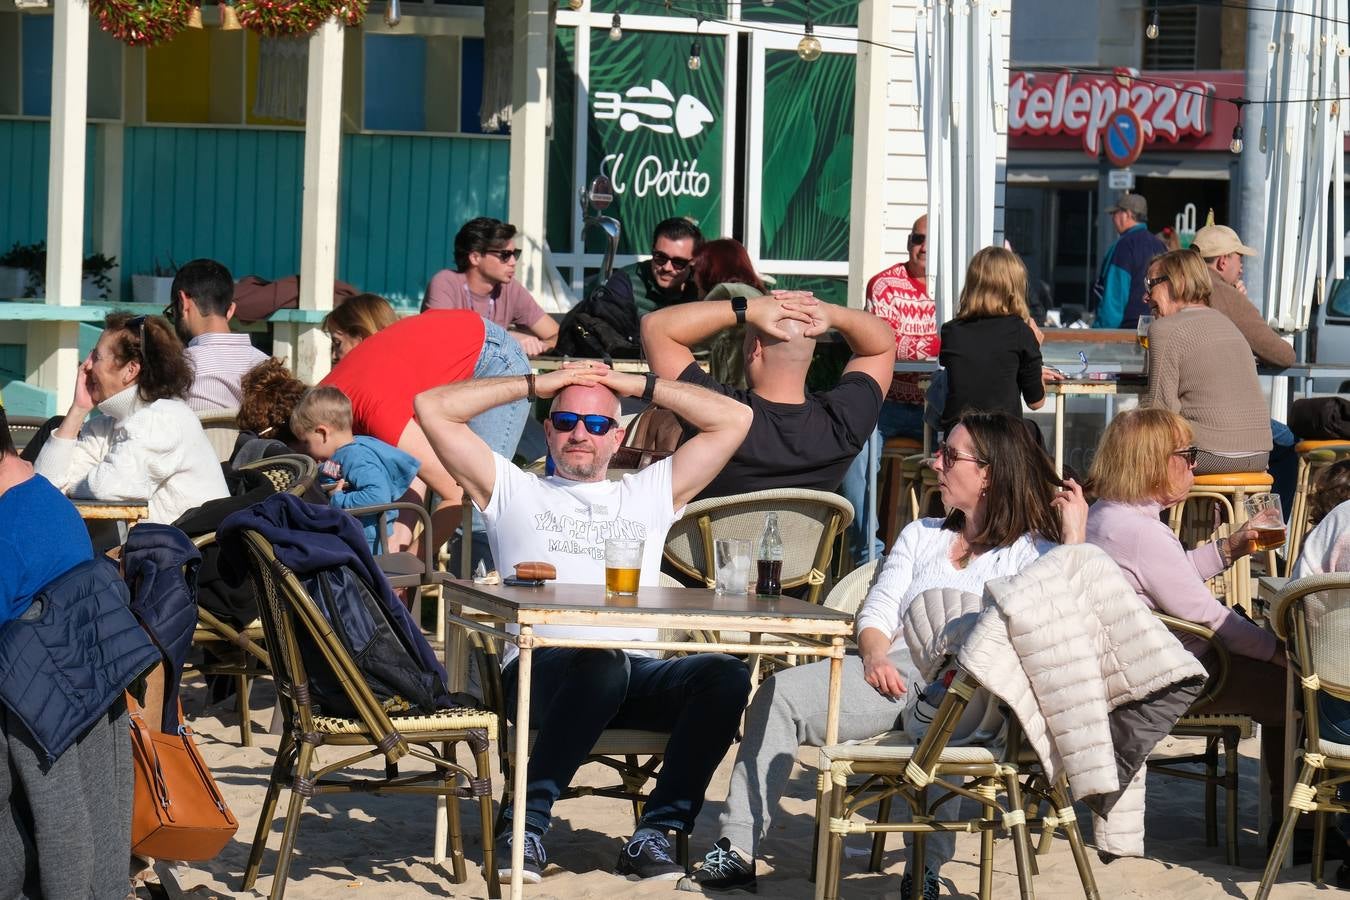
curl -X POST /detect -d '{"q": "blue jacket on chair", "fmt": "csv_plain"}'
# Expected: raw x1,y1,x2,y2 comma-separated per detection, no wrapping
123,523,202,731
0,558,160,761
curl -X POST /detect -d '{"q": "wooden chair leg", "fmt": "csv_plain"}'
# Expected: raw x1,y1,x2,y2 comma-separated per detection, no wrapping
475,743,501,900
1313,809,1330,885
977,783,997,900
868,793,892,873
242,733,295,890
443,742,468,884
1050,781,1099,900
1255,761,1316,900
268,740,316,900
1203,736,1219,847
1223,730,1240,867
809,772,825,883
237,673,252,748
822,771,848,900
1003,773,1037,900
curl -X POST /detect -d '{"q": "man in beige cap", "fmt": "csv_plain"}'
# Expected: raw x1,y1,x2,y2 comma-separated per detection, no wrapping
1092,192,1165,329
1192,224,1294,367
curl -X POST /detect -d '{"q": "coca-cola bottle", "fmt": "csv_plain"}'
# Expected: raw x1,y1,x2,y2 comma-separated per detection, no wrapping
756,512,783,597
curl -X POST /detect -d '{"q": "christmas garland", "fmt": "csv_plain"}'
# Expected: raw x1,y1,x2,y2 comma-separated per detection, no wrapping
235,0,366,37
90,0,194,47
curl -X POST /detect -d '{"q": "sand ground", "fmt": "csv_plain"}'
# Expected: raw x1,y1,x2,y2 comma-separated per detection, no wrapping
158,678,1337,900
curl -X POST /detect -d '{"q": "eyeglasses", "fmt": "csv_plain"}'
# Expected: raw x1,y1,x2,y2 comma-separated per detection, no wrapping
1144,275,1169,293
549,411,620,436
936,441,986,468
483,248,522,263
1173,445,1200,467
161,301,176,321
650,250,692,271
908,232,927,247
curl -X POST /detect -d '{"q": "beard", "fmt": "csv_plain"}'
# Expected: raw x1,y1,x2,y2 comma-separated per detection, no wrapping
554,441,603,480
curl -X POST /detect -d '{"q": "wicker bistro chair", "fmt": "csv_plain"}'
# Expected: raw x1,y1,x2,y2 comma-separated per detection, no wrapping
1257,573,1350,897
1286,443,1350,573
4,414,49,453
1167,472,1277,614
664,488,854,606
238,453,317,496
234,529,500,899
1146,613,1252,866
197,407,242,463
461,627,690,867
814,671,1100,900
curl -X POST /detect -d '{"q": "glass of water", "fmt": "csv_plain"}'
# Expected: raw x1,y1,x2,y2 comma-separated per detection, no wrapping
714,538,752,595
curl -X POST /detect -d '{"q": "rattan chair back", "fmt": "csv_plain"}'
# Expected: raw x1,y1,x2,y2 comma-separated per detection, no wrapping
197,407,241,463
238,454,317,497
822,559,879,615
664,488,854,604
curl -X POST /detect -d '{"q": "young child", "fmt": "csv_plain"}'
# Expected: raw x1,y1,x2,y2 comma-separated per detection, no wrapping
938,246,1058,438
290,386,420,553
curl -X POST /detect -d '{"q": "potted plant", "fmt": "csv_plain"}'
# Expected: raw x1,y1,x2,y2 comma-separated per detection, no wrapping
132,257,178,305
81,252,117,301
0,241,43,298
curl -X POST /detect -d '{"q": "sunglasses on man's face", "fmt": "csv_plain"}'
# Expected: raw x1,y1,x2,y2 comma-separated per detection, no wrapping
650,250,692,272
483,248,522,263
550,411,620,436
909,232,927,247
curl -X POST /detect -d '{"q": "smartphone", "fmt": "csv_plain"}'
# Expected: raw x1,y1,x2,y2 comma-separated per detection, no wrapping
503,576,546,587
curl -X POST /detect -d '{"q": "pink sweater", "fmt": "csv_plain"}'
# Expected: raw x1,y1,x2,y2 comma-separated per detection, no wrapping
1085,499,1277,662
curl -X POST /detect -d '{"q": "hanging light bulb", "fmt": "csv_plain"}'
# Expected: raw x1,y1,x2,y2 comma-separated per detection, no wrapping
1230,123,1244,154
763,0,774,5
384,0,402,27
610,13,622,41
1146,7,1160,40
567,0,583,9
688,40,702,71
797,21,823,61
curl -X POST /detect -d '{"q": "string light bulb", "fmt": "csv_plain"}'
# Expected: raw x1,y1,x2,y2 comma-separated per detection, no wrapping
688,40,702,71
609,13,622,40
1230,101,1245,154
763,0,774,5
1146,7,1160,40
567,0,583,9
384,0,401,27
797,21,823,61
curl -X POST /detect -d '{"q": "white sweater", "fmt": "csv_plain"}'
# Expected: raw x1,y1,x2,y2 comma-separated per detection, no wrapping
34,386,229,525
854,517,1052,650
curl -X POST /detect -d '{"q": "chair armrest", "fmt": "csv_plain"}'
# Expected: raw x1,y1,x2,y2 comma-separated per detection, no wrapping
1153,612,1228,709
347,501,436,579
1269,572,1350,642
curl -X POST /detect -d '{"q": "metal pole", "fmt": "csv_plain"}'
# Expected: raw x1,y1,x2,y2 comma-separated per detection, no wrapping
1237,5,1274,312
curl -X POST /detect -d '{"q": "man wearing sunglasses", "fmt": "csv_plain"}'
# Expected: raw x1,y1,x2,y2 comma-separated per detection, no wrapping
167,258,269,412
422,216,560,357
414,360,753,884
583,217,705,317
642,290,893,502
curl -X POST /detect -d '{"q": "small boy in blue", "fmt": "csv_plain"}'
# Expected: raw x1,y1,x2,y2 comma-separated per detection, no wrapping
290,386,420,553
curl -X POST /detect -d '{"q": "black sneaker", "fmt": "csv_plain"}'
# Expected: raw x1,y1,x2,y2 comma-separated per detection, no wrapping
615,831,684,881
495,828,546,885
677,838,757,893
900,866,940,900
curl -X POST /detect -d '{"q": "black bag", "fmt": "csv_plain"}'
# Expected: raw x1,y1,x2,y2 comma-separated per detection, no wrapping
299,564,452,717
555,269,641,361
1291,396,1350,441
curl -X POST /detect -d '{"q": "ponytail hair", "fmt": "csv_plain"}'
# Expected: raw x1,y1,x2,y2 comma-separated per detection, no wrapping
103,311,194,402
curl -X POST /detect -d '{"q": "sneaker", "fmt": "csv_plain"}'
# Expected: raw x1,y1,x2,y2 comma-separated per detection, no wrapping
900,866,940,900
615,831,684,881
677,838,757,893
495,828,546,885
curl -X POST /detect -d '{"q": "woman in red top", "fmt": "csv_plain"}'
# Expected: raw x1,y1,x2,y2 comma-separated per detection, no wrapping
322,303,530,548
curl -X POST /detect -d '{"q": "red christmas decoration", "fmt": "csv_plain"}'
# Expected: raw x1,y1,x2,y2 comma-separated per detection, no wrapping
90,0,193,47
236,0,367,36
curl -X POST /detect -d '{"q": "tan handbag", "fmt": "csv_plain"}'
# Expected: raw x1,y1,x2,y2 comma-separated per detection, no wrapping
128,693,239,861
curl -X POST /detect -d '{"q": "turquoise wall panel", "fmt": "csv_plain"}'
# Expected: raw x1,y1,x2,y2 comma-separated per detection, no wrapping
0,121,98,261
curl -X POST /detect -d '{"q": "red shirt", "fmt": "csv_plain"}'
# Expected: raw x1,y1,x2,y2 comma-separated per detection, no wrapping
865,262,938,404
322,310,486,446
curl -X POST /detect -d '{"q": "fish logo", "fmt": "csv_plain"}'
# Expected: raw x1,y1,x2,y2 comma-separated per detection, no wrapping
594,79,714,140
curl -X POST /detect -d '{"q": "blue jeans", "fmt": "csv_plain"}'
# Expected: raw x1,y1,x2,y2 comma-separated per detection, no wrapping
500,649,751,835
841,402,926,564
1269,419,1298,517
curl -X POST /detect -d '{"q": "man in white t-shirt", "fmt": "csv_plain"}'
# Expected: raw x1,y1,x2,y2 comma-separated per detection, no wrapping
414,358,755,885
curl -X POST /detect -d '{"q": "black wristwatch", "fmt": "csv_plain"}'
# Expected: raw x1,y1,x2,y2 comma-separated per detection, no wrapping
641,371,658,403
731,296,748,325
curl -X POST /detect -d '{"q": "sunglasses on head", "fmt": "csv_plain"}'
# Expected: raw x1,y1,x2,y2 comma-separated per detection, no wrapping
124,315,151,359
650,250,692,271
483,248,522,263
909,232,927,247
550,411,620,436
1173,445,1199,467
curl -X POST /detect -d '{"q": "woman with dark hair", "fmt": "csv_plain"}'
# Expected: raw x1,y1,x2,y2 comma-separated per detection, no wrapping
683,411,1086,897
233,357,311,463
691,239,771,388
34,311,228,524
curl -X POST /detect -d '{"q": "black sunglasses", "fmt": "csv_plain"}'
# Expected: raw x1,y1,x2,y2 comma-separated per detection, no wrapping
1173,445,1199,467
125,315,151,359
1145,275,1169,292
650,250,692,271
483,248,522,263
909,232,927,247
550,411,620,436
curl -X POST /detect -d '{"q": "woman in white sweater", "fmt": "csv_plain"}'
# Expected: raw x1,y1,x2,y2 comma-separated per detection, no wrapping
35,312,228,525
680,411,1087,899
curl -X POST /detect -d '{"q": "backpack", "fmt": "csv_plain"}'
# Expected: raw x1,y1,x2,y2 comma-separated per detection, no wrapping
555,269,641,361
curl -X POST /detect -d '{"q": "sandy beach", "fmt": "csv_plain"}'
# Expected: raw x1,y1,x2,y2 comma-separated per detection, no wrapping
160,678,1333,900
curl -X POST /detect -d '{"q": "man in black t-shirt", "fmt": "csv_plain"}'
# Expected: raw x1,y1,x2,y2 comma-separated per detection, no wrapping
641,292,894,501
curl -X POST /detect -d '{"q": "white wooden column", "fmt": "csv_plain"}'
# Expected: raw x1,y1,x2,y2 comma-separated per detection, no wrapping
294,16,345,384
847,0,890,309
509,0,549,298
34,0,90,407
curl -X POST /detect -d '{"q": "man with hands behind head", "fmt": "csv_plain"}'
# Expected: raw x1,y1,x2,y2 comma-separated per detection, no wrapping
413,359,753,885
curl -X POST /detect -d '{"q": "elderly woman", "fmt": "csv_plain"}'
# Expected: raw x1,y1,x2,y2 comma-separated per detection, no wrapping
1141,249,1272,475
1085,408,1286,816
682,411,1087,898
34,312,227,524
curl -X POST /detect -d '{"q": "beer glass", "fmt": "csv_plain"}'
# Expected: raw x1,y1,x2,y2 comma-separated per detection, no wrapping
1136,315,1153,352
1242,493,1286,552
714,539,752,595
604,538,644,596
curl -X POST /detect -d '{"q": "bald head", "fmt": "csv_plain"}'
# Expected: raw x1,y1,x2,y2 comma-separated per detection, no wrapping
744,317,816,391
550,382,622,420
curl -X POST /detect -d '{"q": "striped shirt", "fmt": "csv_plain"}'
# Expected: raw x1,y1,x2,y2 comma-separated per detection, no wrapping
184,332,269,412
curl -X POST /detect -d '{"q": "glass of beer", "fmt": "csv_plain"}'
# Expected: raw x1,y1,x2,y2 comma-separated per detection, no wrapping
1136,315,1153,352
604,538,644,596
1242,493,1286,552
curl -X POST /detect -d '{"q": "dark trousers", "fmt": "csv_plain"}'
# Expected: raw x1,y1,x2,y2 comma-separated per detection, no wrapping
501,648,751,836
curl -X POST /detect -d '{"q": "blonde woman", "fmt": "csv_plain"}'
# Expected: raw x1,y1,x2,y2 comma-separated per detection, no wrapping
1140,249,1272,475
938,246,1059,435
321,293,399,364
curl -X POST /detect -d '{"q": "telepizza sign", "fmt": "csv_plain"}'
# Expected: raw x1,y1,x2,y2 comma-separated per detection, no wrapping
1008,69,1243,160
